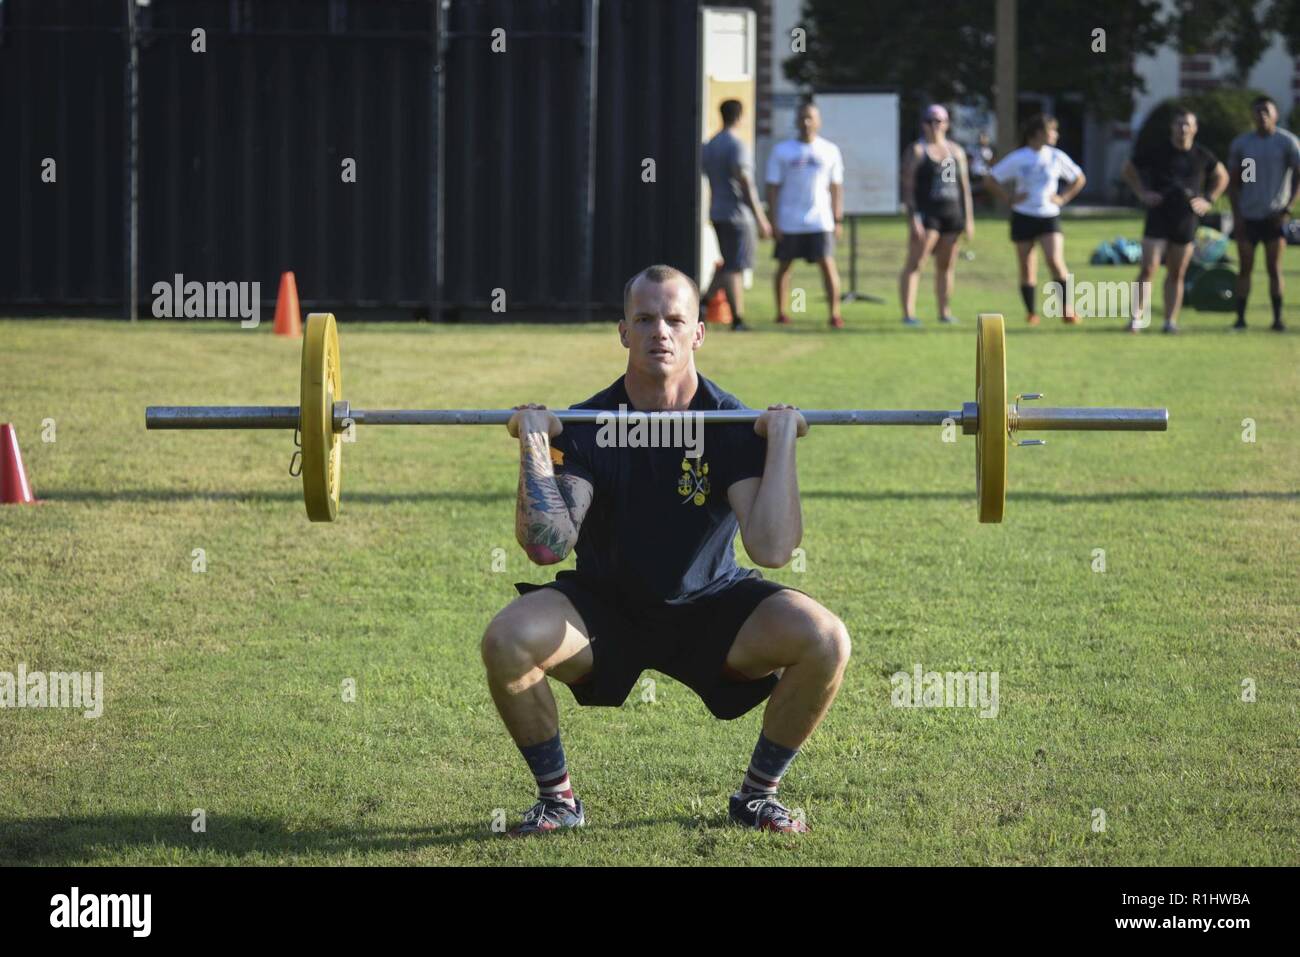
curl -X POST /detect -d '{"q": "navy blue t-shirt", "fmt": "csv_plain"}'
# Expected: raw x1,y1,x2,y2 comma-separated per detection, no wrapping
550,374,768,607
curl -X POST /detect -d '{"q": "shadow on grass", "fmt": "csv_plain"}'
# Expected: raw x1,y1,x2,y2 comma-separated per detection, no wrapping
0,811,710,864
0,813,490,864
41,487,1300,507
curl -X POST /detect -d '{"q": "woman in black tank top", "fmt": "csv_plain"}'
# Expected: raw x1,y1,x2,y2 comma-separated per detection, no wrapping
915,147,965,223
898,105,973,327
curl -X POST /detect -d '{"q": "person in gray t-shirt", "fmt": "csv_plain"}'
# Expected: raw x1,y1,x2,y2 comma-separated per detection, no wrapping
701,100,772,331
1227,95,1300,331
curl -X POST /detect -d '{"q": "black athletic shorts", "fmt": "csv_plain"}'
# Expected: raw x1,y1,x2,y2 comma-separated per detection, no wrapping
1143,204,1199,245
920,210,966,235
514,573,793,720
774,230,834,263
1010,212,1061,242
1240,216,1285,246
712,220,755,271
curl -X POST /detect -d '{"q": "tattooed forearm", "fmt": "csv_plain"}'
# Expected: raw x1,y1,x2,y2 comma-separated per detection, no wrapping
523,465,568,514
556,472,594,516
523,523,572,564
514,431,591,564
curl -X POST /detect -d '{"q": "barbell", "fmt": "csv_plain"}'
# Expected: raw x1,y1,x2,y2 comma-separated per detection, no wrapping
145,312,1169,524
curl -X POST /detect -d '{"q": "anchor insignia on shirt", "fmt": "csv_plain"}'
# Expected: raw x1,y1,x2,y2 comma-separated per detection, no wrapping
677,457,711,506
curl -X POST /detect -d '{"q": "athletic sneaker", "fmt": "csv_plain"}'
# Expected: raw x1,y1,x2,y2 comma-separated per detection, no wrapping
1231,318,1247,331
1026,313,1040,326
728,792,810,833
775,313,792,325
1162,322,1179,334
939,314,959,324
902,316,922,327
507,796,585,837
828,314,845,329
731,317,750,332
1272,320,1287,332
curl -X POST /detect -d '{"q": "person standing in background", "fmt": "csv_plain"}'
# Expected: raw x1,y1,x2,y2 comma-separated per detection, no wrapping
766,102,846,328
1122,108,1228,334
897,104,974,327
985,114,1086,327
1227,95,1299,332
701,99,772,333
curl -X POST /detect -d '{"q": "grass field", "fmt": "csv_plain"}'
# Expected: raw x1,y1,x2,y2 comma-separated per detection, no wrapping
1,214,1297,866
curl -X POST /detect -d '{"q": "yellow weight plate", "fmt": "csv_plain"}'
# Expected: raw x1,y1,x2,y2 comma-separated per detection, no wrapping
976,314,1006,523
301,313,342,522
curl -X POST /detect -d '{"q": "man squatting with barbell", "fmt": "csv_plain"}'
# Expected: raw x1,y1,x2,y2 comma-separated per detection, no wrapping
482,264,852,835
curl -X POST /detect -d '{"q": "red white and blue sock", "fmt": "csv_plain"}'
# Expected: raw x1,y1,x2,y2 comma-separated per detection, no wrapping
517,732,575,806
740,731,800,796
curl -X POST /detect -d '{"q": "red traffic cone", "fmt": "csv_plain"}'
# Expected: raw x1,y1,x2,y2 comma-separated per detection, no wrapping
272,271,302,337
0,424,36,506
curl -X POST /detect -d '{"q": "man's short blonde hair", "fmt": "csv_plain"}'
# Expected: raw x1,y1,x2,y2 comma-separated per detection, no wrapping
623,264,700,318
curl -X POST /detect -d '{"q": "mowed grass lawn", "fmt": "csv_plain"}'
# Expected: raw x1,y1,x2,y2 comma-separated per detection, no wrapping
1,215,1297,866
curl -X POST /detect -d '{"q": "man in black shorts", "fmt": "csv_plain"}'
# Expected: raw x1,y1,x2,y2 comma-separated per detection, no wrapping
483,264,850,835
1122,107,1228,333
1227,95,1300,331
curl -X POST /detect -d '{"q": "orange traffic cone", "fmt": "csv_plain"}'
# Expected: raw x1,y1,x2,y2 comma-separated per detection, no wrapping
0,424,36,506
706,289,733,325
705,260,733,325
272,271,302,337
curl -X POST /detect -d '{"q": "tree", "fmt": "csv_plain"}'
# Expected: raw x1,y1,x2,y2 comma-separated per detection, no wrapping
1173,0,1279,84
783,0,995,131
1136,88,1267,164
1263,0,1300,58
784,0,1167,138
1019,1,1169,121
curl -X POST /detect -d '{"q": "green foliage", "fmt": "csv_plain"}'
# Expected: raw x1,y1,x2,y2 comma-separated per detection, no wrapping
1172,0,1277,82
1270,0,1300,53
1135,88,1266,163
1018,1,1171,121
784,0,1167,135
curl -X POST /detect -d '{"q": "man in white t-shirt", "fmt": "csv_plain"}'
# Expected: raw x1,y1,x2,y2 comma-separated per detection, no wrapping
765,103,846,328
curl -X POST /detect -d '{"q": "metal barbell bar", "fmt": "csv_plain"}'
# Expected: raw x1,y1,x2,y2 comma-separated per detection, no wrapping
143,404,1170,431
144,312,1169,524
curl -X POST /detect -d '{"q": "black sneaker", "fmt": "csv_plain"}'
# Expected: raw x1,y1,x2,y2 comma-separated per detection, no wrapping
731,317,749,332
1272,320,1286,332
728,791,809,833
1231,318,1247,331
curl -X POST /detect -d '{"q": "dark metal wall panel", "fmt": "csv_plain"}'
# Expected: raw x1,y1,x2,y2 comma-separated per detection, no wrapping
0,0,125,305
136,0,435,309
0,0,701,315
592,0,700,308
440,0,700,313
440,0,588,310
